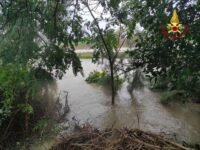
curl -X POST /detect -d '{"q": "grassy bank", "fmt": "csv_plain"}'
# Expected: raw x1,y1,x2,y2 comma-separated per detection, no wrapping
78,52,127,59
78,53,93,59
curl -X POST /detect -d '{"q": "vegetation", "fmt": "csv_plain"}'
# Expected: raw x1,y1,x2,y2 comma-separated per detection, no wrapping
160,90,181,104
118,0,200,101
0,0,83,148
0,0,199,148
78,52,127,59
78,53,93,59
0,65,57,148
86,70,123,90
0,0,83,75
82,0,127,105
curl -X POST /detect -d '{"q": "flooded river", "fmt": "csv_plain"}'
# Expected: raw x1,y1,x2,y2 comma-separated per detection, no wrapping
53,59,200,144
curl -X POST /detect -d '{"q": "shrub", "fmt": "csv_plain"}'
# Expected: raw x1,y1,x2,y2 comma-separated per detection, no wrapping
86,70,123,89
0,64,55,148
160,90,185,105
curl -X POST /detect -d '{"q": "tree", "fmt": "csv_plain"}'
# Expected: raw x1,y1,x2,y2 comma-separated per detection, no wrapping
0,0,83,75
82,0,126,105
0,0,84,146
121,0,200,98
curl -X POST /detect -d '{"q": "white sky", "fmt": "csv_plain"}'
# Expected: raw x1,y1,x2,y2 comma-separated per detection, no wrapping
79,1,109,29
78,0,143,33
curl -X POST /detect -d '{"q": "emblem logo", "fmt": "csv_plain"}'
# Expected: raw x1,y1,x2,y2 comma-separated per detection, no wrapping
161,10,188,40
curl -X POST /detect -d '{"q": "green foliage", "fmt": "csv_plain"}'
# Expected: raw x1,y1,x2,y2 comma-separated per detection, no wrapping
160,90,183,105
109,0,121,10
86,70,108,84
0,0,83,76
78,53,93,59
88,29,119,63
33,118,48,133
82,0,126,104
0,0,84,146
121,0,200,99
78,52,127,59
18,104,34,114
0,64,53,147
0,65,32,122
86,70,123,89
51,124,63,135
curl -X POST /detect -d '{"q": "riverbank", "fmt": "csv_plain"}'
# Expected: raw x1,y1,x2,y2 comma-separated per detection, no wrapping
50,127,193,150
28,59,200,149
54,60,200,144
77,52,127,59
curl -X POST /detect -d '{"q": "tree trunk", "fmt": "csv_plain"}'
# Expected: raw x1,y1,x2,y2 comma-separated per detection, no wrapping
84,2,116,105
110,62,115,105
25,113,29,136
25,98,29,136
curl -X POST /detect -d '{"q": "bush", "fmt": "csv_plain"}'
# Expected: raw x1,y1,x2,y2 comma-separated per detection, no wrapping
160,90,186,105
86,70,107,84
150,71,200,103
0,64,55,148
86,70,123,89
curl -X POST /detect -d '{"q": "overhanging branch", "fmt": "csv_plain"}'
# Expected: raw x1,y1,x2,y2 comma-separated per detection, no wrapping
82,0,113,64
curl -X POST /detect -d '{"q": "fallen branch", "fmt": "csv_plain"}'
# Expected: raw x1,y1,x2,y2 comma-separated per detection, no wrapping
50,127,191,150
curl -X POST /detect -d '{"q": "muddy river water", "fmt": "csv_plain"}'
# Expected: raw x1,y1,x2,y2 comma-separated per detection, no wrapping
50,59,200,145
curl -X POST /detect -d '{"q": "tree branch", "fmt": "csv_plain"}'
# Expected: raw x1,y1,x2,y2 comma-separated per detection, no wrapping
83,0,113,64
53,0,60,39
113,33,127,61
0,2,3,8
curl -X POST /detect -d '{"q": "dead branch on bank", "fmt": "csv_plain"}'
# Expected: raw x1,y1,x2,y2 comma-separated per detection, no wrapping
50,126,191,150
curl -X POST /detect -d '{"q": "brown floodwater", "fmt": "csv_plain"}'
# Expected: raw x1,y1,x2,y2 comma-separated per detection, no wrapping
53,59,200,144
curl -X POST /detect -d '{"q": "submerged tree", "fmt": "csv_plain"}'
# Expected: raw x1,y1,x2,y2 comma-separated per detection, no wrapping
82,0,127,105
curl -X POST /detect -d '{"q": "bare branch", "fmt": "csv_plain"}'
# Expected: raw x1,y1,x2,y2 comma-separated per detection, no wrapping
0,2,3,8
113,30,127,61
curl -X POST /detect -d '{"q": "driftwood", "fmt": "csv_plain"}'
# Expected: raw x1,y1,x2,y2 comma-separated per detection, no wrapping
50,126,192,150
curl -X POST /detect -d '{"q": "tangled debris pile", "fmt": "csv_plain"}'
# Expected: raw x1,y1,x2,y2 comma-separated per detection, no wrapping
50,125,191,150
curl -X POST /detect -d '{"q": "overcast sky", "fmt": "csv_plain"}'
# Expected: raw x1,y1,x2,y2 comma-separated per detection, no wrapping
79,0,144,33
